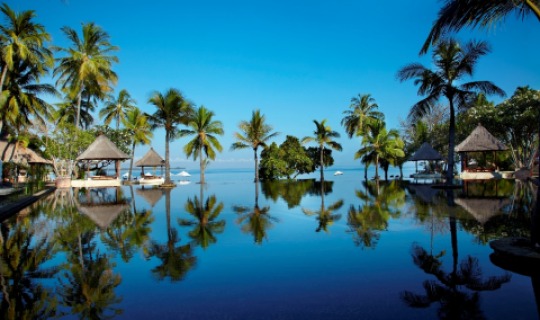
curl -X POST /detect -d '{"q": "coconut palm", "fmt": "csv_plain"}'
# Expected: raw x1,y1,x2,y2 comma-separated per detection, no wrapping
355,119,405,180
99,89,136,130
341,93,383,139
0,4,52,94
397,39,505,185
421,0,540,54
0,4,53,135
179,106,224,184
231,109,279,182
2,62,56,136
302,119,342,182
147,88,193,186
302,181,343,233
54,22,118,128
123,107,152,181
53,95,94,128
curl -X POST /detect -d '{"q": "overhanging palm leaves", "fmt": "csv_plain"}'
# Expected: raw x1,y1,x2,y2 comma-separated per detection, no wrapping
421,0,540,54
231,109,279,182
398,39,505,184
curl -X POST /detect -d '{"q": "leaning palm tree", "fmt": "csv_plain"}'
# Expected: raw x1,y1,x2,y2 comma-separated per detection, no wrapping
179,106,224,184
99,89,136,130
397,39,505,185
421,0,540,54
341,93,383,139
302,119,342,182
54,22,118,128
147,88,193,186
231,109,279,182
123,107,153,181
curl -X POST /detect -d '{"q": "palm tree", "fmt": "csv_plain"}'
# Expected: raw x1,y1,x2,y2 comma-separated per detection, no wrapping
179,106,224,184
123,107,153,181
0,4,52,94
302,119,342,181
0,4,53,135
341,93,383,138
231,109,279,182
54,22,118,128
421,0,540,54
397,39,505,185
53,95,94,128
147,88,193,186
355,119,405,180
99,89,136,130
302,181,343,233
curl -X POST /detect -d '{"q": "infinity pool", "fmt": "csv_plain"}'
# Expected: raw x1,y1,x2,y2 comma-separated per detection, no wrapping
0,169,537,319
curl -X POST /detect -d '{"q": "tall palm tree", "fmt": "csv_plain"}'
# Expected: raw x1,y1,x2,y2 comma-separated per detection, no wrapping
123,107,153,181
421,0,540,54
341,93,383,139
355,119,405,180
231,109,279,182
179,106,224,185
147,88,193,186
302,119,342,182
99,89,136,130
54,22,118,128
53,95,94,128
0,4,52,94
397,39,505,185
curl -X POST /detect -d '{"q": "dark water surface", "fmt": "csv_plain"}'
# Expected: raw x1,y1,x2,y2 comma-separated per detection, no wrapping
1,169,537,319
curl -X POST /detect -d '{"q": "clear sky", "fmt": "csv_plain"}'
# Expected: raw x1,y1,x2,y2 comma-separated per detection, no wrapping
9,0,540,169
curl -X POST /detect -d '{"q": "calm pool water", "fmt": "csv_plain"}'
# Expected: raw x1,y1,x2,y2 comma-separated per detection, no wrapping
1,168,538,319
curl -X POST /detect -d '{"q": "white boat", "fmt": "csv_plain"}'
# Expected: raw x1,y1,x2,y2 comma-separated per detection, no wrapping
334,171,344,176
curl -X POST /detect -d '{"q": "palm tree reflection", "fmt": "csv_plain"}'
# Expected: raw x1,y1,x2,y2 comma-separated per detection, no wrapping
401,243,510,319
146,188,196,282
347,180,405,247
234,181,277,244
179,184,225,250
302,180,343,233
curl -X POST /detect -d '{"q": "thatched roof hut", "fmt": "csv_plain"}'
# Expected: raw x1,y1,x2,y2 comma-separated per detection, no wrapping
455,124,507,152
135,148,164,175
0,140,51,165
409,142,443,161
135,148,164,167
77,135,130,178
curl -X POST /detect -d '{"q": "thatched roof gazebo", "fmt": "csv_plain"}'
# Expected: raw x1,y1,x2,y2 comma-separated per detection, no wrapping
136,187,165,207
455,197,510,225
76,135,130,178
135,148,165,176
0,140,51,165
409,142,443,174
455,124,508,173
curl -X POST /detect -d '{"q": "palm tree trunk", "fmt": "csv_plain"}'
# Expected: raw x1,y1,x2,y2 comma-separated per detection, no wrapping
75,87,83,128
375,155,379,180
319,146,324,182
447,101,456,185
165,132,171,184
0,65,7,94
364,162,368,180
128,142,135,183
254,147,259,183
199,146,205,184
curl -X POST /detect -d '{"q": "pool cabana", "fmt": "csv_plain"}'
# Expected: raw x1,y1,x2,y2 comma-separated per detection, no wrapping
409,142,443,180
455,124,508,180
135,148,165,178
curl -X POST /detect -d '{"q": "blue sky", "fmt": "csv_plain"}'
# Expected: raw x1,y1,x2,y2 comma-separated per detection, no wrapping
9,0,540,169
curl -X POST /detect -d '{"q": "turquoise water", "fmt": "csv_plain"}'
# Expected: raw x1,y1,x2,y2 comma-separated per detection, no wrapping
0,168,537,319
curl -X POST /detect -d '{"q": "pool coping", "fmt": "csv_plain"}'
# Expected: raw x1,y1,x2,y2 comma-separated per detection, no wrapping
0,186,56,222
